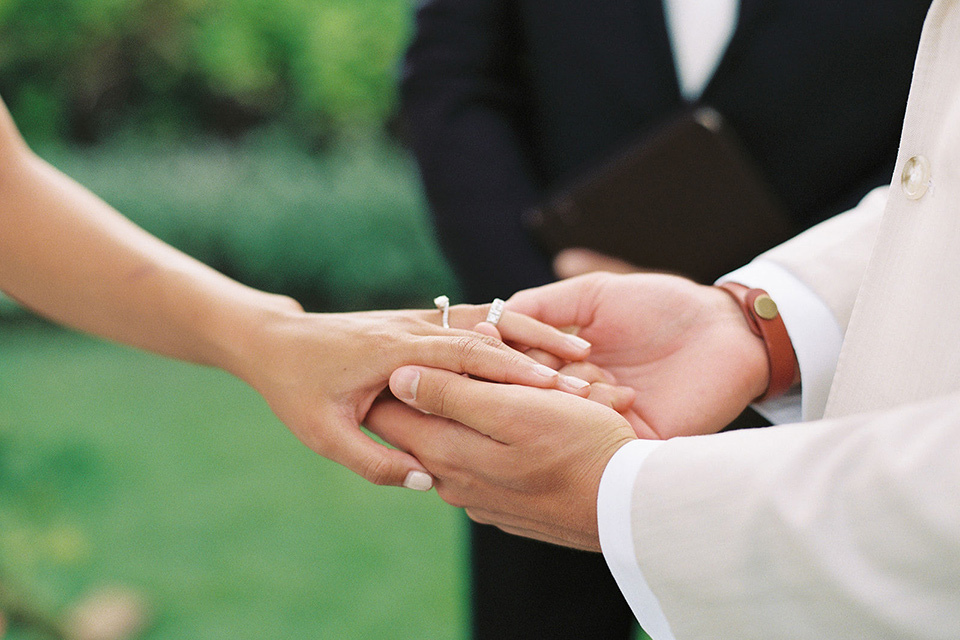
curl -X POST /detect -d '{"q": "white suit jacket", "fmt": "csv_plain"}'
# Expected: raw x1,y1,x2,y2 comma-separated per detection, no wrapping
599,1,960,637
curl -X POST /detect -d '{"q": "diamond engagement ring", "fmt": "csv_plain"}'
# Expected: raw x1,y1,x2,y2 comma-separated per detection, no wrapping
434,295,451,328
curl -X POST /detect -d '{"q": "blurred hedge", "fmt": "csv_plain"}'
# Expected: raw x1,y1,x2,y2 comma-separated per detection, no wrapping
37,135,459,312
0,0,412,145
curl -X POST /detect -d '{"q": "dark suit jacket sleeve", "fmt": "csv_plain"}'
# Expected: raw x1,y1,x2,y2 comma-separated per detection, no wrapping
400,0,554,302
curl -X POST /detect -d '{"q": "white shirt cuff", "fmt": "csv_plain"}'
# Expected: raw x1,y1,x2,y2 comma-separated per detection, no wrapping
719,259,843,422
598,439,676,640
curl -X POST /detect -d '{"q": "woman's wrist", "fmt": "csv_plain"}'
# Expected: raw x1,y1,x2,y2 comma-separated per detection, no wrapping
197,284,305,382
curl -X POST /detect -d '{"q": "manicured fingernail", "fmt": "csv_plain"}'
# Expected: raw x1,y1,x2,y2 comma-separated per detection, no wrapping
566,334,591,350
534,363,559,378
562,375,590,390
394,368,420,402
403,470,434,491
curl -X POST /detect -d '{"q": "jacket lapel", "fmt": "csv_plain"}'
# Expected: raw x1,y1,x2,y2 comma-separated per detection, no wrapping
622,0,681,104
699,0,771,100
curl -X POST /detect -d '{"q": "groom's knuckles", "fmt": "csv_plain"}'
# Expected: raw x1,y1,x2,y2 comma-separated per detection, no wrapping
439,469,502,510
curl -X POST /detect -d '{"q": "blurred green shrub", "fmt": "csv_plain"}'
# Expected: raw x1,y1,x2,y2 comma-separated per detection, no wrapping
0,0,412,145
36,134,459,312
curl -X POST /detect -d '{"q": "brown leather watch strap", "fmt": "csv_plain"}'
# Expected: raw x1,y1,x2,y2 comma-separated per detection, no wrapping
717,282,799,402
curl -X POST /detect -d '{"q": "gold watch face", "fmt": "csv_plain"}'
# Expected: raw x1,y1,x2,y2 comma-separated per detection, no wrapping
753,295,779,320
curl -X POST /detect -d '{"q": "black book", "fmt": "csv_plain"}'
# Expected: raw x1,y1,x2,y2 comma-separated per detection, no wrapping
524,107,797,283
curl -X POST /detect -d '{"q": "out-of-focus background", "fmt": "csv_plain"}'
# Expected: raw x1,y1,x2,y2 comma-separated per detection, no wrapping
0,0,468,637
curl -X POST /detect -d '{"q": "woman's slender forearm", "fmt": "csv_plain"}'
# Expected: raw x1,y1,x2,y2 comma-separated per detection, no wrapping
0,103,296,372
0,96,595,488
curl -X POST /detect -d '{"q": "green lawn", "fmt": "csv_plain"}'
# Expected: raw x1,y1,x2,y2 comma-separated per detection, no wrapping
0,320,467,639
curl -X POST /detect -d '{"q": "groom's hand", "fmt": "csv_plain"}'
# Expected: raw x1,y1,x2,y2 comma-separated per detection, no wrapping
365,368,638,551
506,272,771,438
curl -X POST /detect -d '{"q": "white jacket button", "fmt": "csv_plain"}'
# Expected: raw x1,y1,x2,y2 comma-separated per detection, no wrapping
901,155,931,200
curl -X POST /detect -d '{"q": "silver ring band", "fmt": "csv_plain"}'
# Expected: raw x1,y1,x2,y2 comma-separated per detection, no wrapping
485,298,505,326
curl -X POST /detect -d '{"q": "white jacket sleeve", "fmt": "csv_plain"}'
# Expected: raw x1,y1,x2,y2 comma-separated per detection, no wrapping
627,391,960,639
721,186,888,421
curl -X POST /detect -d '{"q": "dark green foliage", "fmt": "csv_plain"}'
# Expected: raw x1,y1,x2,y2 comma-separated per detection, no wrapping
0,0,412,145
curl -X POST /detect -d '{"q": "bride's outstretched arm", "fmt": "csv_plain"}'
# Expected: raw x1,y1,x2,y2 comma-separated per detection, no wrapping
0,96,591,489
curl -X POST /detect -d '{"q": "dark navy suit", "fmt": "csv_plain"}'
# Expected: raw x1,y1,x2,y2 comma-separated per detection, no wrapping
400,1,931,637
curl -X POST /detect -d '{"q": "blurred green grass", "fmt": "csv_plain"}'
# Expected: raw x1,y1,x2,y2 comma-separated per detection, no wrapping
1,320,468,639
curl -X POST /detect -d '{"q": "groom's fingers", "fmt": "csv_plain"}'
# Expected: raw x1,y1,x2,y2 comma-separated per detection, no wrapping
516,348,565,371
506,275,598,329
411,333,562,391
556,361,617,384
583,383,637,414
388,366,513,442
471,321,502,341
389,365,576,444
493,310,591,360
364,399,503,485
